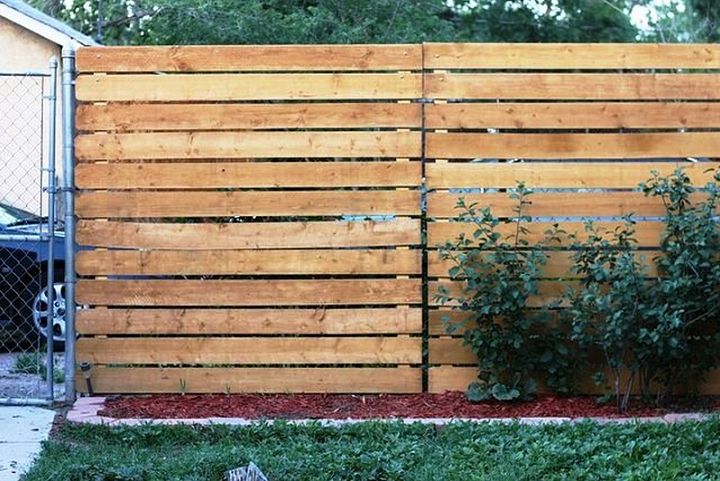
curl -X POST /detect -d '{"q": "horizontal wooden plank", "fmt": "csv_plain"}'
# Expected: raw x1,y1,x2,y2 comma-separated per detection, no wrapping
429,338,474,364
76,161,421,189
77,336,421,365
428,191,678,218
77,102,422,131
76,249,421,276
76,219,420,249
429,280,568,307
425,73,720,100
427,365,720,395
77,45,422,72
428,250,660,278
76,131,421,161
76,279,422,306
428,366,476,393
428,221,664,248
423,43,720,70
425,102,720,129
429,309,468,336
76,73,422,101
76,367,422,394
426,132,720,160
76,190,420,218
79,187,407,219
426,161,718,188
76,307,422,335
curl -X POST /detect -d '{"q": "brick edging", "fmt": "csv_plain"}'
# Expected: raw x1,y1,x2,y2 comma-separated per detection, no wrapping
66,397,712,426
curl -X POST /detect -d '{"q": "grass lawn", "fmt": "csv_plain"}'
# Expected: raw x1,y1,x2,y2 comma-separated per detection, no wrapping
26,419,720,481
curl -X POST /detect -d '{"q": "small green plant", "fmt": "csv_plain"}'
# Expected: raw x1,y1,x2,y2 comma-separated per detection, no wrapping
435,183,573,401
566,219,655,412
12,351,64,383
641,167,720,401
568,167,720,410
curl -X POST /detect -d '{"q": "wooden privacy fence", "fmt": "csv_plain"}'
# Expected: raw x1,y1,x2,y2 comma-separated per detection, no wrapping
74,43,720,394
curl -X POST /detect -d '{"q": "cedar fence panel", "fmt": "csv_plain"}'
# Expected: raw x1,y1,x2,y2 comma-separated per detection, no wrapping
75,43,720,395
423,42,720,394
74,45,424,394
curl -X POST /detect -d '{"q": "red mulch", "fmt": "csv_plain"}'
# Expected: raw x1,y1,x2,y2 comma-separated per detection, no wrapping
98,392,720,420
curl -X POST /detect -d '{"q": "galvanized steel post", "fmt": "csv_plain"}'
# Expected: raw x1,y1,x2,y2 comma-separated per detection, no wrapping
45,57,58,401
61,45,77,402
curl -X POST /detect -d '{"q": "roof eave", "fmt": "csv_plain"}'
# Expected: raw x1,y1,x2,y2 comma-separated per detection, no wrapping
0,2,98,47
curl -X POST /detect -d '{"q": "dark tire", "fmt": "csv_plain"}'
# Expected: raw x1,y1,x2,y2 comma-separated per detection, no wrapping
30,266,65,352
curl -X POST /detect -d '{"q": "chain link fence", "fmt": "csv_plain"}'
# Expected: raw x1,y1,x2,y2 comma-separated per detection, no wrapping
0,67,63,403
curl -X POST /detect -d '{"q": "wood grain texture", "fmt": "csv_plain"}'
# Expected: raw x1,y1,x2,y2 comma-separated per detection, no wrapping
428,191,685,218
75,367,422,393
77,102,422,131
427,365,720,395
76,249,421,276
77,45,422,72
76,162,421,189
76,307,422,335
429,280,568,307
76,131,421,160
76,279,422,306
425,102,720,129
426,162,718,188
76,73,422,101
428,338,475,364
425,73,720,100
428,221,664,247
77,336,422,364
423,43,720,69
76,190,421,218
425,132,720,160
428,250,660,278
427,366,477,393
76,219,421,249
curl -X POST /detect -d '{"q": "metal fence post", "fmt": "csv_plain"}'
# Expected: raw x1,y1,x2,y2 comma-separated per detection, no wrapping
61,45,77,402
45,57,58,401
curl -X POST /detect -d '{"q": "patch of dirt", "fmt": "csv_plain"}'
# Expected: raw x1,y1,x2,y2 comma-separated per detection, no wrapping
0,352,65,400
98,392,720,420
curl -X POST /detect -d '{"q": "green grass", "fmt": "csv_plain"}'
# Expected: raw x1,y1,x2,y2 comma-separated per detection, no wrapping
12,351,64,383
25,419,720,481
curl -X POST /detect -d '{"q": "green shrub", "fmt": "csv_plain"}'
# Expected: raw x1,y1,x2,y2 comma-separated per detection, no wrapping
565,220,657,411
435,183,574,401
568,167,720,410
641,167,720,401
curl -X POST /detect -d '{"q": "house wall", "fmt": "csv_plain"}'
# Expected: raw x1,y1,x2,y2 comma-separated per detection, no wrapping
0,16,63,216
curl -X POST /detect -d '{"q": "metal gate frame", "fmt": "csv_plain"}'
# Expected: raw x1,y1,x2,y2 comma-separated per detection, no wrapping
0,58,60,405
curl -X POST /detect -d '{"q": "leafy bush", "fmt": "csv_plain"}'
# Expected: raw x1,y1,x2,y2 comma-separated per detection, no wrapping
435,183,573,401
641,168,720,400
566,220,656,411
568,167,720,410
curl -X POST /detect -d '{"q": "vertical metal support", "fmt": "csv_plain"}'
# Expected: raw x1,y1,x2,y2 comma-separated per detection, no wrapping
45,57,58,401
61,45,77,402
420,44,429,392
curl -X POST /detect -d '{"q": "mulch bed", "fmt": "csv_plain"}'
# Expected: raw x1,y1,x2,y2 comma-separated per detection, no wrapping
98,392,720,420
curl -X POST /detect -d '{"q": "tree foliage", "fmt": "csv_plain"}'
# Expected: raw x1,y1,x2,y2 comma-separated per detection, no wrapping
29,0,648,45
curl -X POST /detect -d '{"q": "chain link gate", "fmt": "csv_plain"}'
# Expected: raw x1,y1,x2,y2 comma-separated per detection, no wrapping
0,60,62,404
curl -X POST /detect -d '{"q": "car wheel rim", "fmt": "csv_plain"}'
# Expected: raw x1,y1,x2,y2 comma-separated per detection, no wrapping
32,282,65,343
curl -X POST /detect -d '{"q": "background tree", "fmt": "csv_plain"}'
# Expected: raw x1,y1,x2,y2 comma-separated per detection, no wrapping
28,0,658,45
